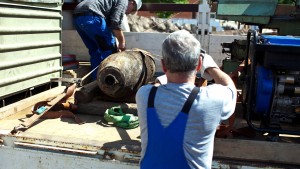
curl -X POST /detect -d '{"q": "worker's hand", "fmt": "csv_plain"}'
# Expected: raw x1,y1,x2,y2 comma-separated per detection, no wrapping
200,53,219,81
118,43,126,52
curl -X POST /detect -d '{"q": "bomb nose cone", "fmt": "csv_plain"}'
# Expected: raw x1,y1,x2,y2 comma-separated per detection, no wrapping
98,67,125,98
105,74,118,85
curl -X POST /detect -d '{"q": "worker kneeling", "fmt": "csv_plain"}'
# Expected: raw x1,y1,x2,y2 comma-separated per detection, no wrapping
136,30,237,169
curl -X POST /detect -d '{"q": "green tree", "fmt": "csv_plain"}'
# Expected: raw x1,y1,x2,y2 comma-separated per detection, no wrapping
142,0,189,18
143,0,187,4
278,0,296,4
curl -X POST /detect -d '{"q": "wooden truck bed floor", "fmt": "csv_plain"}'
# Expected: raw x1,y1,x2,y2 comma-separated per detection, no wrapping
1,86,300,168
0,86,141,153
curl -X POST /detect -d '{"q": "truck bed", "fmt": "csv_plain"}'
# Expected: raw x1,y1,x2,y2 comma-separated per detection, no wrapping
1,86,300,168
0,86,141,152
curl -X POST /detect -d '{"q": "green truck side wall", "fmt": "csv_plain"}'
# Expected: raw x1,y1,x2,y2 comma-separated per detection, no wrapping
0,0,63,98
216,0,277,24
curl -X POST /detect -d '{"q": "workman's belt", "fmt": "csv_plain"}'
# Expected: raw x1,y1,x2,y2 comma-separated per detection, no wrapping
74,12,97,17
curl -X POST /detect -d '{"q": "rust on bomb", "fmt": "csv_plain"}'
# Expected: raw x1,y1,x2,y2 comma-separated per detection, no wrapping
97,49,156,100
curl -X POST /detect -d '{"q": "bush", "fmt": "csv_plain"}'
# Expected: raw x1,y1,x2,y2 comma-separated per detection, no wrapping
142,0,189,18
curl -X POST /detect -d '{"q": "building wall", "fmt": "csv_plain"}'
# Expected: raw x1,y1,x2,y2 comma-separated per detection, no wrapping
62,30,245,72
62,1,245,72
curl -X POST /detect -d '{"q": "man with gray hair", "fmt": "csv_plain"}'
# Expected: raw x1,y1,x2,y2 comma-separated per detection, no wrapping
136,30,237,169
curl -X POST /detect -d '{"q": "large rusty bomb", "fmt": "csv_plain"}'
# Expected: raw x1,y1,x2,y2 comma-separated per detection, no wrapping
97,49,156,98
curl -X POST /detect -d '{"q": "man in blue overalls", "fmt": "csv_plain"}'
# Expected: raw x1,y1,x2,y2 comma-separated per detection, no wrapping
136,30,237,169
73,0,142,80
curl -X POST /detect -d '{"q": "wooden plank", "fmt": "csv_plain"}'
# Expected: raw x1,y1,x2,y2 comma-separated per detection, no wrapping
13,115,141,152
74,81,100,104
21,93,67,128
76,100,137,116
214,138,300,165
0,86,66,120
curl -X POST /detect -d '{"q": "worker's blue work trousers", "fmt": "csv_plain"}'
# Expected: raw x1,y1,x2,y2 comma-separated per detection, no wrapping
140,86,199,169
73,15,117,80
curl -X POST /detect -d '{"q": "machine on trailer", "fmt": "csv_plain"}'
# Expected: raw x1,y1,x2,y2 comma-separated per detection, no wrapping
245,31,300,136
216,0,300,136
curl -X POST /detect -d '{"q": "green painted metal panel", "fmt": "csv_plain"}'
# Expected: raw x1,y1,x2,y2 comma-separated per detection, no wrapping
217,0,278,24
217,15,271,24
12,0,61,3
0,0,63,98
0,0,62,8
222,60,241,74
217,0,277,16
266,19,300,36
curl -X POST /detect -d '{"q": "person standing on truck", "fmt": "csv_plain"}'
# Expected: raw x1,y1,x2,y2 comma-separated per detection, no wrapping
136,30,237,169
73,0,142,79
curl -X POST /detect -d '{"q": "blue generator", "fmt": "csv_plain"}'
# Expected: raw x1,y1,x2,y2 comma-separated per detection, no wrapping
244,30,300,135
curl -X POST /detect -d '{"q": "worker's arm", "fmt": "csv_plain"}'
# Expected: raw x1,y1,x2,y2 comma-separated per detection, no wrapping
108,0,126,52
201,54,237,121
200,54,235,87
206,67,235,87
113,29,126,51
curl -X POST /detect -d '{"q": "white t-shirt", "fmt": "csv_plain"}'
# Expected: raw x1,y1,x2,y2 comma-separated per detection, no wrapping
136,82,236,169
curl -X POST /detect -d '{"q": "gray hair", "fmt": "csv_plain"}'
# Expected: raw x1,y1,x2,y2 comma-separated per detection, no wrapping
162,30,201,73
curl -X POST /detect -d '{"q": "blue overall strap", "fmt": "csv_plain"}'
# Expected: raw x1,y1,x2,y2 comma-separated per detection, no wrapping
147,86,158,108
181,87,200,114
141,86,199,169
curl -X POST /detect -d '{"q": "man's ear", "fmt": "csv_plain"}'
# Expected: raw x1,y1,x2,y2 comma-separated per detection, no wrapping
125,1,135,14
196,55,202,71
161,59,167,73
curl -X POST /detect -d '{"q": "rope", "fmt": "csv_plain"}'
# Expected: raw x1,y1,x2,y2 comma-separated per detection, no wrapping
104,106,139,129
